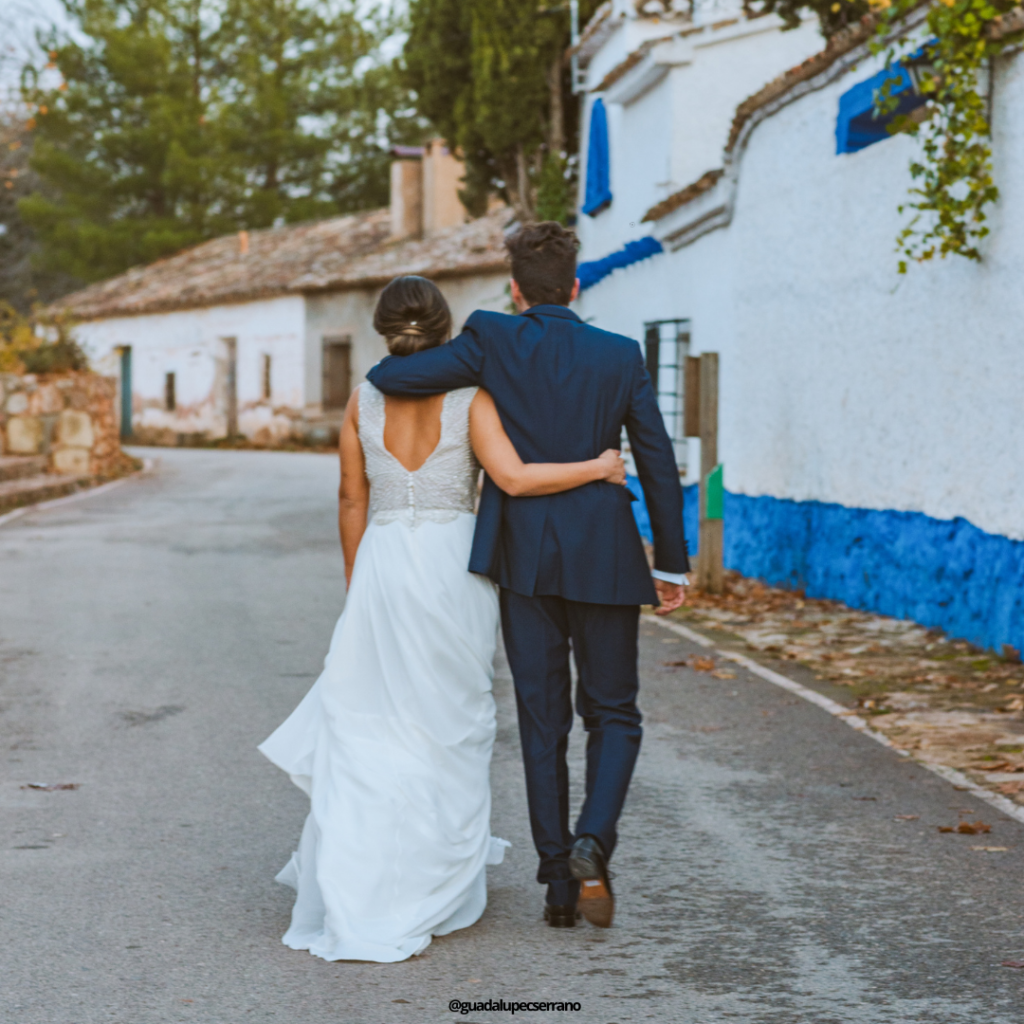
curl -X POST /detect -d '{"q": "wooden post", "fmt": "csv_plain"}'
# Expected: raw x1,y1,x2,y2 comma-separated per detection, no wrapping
697,352,723,594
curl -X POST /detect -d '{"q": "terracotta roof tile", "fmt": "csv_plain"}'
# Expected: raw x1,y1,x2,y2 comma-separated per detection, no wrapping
641,168,724,223
55,207,512,321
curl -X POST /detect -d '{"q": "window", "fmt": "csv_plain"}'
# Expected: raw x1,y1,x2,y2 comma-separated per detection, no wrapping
322,336,352,411
836,62,928,154
164,371,176,412
262,353,272,401
643,319,690,471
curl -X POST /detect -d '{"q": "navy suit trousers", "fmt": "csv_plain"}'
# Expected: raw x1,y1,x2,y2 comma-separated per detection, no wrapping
500,590,642,905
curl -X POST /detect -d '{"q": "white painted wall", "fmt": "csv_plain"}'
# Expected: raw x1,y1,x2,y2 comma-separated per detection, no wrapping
577,12,821,261
576,41,1024,542
72,271,510,443
75,295,306,441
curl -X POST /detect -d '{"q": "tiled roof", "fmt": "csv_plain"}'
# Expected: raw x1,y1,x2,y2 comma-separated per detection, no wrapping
642,168,723,223
55,206,512,321
592,35,673,93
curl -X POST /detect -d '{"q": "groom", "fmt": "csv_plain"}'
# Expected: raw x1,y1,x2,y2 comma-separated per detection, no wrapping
367,221,689,928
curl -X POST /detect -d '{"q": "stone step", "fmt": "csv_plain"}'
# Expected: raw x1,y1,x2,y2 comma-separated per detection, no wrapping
0,473,88,515
0,455,48,483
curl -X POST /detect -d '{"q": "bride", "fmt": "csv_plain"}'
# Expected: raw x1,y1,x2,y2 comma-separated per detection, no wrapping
259,275,626,963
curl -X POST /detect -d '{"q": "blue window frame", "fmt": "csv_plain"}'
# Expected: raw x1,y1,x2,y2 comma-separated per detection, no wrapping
836,63,928,154
582,98,612,216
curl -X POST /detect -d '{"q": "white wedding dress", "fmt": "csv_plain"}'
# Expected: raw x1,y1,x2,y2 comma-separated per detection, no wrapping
259,383,506,963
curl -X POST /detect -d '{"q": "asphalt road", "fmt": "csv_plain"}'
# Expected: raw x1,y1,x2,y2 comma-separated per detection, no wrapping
1,448,1022,1024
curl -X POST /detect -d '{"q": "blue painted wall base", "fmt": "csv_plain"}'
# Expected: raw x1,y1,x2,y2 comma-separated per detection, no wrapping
626,476,1024,654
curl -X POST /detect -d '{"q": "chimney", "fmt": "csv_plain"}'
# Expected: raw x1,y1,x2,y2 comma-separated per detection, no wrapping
422,138,466,236
388,139,468,241
389,147,423,241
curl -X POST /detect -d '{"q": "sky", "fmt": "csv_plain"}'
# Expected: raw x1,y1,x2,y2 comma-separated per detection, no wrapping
0,0,68,97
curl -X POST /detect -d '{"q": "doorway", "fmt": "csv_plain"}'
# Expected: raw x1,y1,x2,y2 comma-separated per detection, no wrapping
220,337,238,436
322,336,352,411
118,346,133,440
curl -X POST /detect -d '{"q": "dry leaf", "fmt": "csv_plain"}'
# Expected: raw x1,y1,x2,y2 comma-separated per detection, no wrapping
691,657,716,673
972,846,1008,852
957,821,992,835
663,659,690,667
22,783,79,791
711,670,736,679
894,814,919,821
1001,960,1024,969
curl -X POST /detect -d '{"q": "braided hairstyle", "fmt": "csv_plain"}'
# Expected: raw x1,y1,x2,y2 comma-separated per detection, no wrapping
373,275,453,356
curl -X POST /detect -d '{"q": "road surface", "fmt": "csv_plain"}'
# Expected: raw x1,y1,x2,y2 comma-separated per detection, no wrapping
1,449,1022,1024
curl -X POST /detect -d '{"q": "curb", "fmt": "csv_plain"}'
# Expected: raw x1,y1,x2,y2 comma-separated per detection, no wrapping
645,613,1024,828
0,458,155,529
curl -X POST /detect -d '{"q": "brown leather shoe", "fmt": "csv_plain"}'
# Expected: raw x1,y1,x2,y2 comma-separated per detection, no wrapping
569,835,614,928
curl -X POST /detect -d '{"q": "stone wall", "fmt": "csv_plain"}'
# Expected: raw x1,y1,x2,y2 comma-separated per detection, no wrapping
0,372,125,477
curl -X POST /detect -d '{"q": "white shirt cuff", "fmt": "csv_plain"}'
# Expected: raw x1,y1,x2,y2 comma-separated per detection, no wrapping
651,570,690,586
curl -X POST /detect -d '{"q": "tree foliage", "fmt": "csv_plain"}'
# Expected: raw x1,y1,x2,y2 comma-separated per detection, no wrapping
18,0,424,284
404,0,604,222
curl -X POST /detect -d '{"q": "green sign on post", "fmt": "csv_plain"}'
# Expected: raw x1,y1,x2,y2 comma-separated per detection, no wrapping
704,463,724,521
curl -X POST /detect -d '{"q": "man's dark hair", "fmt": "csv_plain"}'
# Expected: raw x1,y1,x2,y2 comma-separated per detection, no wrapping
505,221,579,306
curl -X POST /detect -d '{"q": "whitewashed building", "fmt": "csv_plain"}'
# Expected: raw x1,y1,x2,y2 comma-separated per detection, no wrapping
58,142,511,446
572,0,1024,653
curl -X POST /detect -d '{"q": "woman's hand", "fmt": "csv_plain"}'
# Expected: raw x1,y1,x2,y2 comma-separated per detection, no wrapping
597,449,627,486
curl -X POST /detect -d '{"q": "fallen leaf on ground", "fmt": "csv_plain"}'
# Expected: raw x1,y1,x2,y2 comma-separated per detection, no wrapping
1001,960,1024,969
663,660,690,667
972,846,1008,852
946,821,992,835
894,814,919,820
691,657,716,673
22,783,79,791
711,670,736,679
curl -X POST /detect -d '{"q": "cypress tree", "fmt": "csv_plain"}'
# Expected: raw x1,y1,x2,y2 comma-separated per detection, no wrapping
404,0,603,223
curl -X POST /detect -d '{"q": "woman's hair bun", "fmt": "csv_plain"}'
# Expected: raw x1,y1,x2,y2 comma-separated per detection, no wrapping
373,276,453,356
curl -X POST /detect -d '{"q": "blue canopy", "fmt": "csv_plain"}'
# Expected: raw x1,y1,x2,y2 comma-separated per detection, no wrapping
582,98,612,216
836,63,927,154
578,236,663,291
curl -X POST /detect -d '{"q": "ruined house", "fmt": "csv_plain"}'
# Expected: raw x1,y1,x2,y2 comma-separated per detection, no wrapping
56,141,511,445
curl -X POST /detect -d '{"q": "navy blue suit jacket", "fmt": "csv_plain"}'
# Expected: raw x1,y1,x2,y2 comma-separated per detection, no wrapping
366,304,689,606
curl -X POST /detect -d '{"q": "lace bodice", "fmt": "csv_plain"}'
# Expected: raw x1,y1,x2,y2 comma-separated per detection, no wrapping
358,382,480,528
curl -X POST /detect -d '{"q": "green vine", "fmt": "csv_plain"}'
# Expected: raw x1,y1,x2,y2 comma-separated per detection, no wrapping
751,0,1024,271
871,0,1020,272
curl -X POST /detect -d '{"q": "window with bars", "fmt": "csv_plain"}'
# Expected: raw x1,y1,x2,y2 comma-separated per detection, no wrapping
643,319,690,471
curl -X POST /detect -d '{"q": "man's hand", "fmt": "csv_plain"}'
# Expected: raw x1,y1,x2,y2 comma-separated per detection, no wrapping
653,578,686,615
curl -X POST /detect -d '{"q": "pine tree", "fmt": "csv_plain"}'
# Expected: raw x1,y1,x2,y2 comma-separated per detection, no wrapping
19,0,422,284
